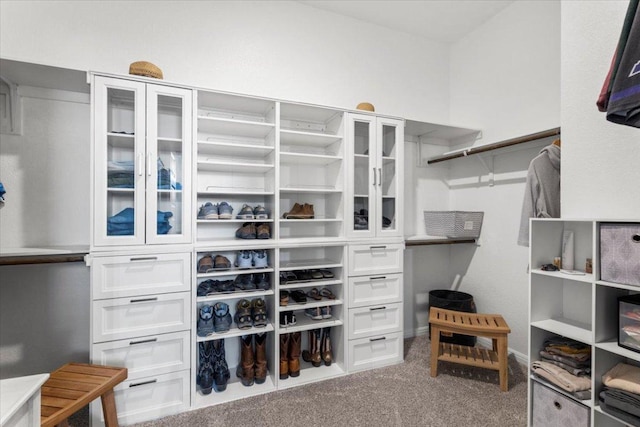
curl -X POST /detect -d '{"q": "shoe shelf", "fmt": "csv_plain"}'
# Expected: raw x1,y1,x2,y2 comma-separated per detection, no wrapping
197,218,275,224
279,298,343,312
198,139,274,159
277,362,345,390
197,289,275,304
196,323,275,343
198,116,275,139
279,152,342,166
280,187,342,194
278,316,344,334
280,128,343,147
197,160,275,173
279,259,342,270
194,373,276,408
280,279,343,291
197,266,275,279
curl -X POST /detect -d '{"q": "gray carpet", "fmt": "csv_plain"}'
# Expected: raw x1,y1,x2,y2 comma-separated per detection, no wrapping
126,334,528,427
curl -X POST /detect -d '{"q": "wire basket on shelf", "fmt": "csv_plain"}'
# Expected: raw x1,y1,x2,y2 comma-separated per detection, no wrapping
423,211,484,238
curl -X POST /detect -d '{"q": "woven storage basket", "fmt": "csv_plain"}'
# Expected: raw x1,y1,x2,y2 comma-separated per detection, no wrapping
129,61,163,79
424,211,484,238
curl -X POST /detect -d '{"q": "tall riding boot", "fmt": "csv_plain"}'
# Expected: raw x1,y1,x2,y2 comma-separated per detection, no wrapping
289,331,301,377
280,333,290,379
321,327,333,366
254,332,267,384
212,339,230,392
236,335,254,386
302,329,322,367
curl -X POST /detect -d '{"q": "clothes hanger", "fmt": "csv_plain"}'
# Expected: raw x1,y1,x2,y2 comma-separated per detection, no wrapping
552,138,561,147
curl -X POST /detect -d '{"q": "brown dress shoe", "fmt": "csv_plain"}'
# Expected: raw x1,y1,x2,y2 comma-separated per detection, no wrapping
321,328,332,366
280,333,290,379
289,331,301,377
254,333,267,384
237,335,255,386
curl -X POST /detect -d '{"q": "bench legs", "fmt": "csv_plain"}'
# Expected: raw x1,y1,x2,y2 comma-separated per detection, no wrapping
430,325,441,378
101,388,120,427
497,336,508,392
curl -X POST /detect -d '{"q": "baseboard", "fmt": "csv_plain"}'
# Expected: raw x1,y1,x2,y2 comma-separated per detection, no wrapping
406,328,529,366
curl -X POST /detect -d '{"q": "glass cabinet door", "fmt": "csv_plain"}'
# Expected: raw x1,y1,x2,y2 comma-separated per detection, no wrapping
145,85,192,244
93,76,146,247
377,118,403,236
349,114,376,238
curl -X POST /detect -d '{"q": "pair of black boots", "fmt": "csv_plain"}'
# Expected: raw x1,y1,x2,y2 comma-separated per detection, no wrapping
197,340,230,394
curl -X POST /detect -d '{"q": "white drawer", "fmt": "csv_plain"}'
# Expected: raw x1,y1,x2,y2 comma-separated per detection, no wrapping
348,243,403,276
91,331,190,381
348,303,402,339
91,369,190,426
348,273,402,307
348,331,403,372
92,252,191,300
92,292,190,343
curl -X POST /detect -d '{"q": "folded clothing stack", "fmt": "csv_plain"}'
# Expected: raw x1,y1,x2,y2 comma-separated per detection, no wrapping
600,363,640,426
531,337,592,400
107,208,173,235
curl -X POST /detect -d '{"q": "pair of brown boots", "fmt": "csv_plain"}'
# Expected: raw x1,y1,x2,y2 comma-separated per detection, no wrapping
302,328,332,367
283,203,314,219
280,332,301,379
237,333,267,387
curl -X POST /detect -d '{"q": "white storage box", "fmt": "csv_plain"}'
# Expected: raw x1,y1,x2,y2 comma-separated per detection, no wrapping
423,211,484,238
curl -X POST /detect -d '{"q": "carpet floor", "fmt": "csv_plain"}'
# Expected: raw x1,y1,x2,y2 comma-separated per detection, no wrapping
124,334,528,427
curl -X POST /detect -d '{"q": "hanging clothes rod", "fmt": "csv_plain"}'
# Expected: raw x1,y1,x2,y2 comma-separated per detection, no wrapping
426,127,561,165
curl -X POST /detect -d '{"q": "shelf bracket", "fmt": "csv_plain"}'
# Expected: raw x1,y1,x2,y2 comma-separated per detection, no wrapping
0,74,22,135
475,153,494,187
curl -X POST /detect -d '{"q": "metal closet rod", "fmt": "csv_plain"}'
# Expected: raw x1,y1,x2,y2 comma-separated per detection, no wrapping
426,127,561,165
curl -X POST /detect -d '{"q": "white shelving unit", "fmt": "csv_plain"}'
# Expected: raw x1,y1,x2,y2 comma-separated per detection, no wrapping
529,219,640,427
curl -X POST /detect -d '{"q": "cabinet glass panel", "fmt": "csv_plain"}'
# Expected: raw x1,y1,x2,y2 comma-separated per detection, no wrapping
353,120,372,232
106,87,137,237
380,124,396,232
155,94,185,236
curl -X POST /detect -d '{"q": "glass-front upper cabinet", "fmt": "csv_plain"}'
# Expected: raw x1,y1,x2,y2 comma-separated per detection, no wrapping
347,113,403,238
92,75,192,248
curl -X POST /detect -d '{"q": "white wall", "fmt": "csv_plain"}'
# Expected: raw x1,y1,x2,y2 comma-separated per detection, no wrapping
446,0,561,358
561,1,640,218
0,0,450,123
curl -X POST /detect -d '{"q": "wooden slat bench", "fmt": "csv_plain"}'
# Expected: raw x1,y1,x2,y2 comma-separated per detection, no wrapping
429,307,511,391
41,363,127,427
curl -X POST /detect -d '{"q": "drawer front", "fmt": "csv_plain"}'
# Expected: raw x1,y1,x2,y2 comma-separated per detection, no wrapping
348,273,402,308
600,223,640,286
92,252,191,299
91,331,190,381
92,292,190,343
91,370,190,426
532,381,590,427
349,303,402,339
348,331,403,372
348,243,403,276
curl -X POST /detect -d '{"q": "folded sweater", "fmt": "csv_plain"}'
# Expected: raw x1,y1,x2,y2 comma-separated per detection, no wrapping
603,363,640,395
531,361,591,393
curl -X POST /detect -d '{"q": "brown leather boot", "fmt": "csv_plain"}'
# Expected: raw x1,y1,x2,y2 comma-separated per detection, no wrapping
254,333,267,384
279,333,290,379
289,331,301,377
237,335,254,386
302,203,315,219
283,203,303,219
321,328,332,366
302,329,322,367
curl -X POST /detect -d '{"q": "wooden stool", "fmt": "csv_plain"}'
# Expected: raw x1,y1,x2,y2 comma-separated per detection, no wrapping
41,363,127,427
429,307,511,391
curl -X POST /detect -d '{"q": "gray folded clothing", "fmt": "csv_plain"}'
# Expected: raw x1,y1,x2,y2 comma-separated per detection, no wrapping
600,392,640,427
540,355,591,376
604,387,640,418
540,350,590,369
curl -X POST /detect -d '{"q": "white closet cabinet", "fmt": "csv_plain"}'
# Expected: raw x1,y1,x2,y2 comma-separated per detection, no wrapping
92,75,193,248
529,219,640,427
347,114,403,239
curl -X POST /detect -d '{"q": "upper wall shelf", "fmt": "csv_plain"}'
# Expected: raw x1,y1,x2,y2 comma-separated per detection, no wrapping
426,127,561,165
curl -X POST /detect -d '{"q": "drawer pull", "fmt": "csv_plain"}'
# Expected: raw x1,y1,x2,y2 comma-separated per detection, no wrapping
130,256,158,262
130,297,158,303
633,234,640,243
129,379,157,388
370,245,387,250
370,276,386,280
129,338,158,345
369,336,386,342
553,401,562,410
372,167,377,186
370,306,387,311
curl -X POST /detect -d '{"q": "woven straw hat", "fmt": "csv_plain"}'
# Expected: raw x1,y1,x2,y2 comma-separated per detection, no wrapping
356,102,375,112
129,61,163,79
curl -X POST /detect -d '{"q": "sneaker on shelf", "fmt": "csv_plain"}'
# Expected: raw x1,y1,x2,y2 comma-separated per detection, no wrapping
321,306,332,319
198,202,218,220
197,254,215,273
235,250,253,269
279,311,297,327
211,340,230,392
197,279,219,296
291,290,307,304
304,307,323,321
252,298,268,328
213,254,231,270
236,204,254,219
234,274,257,291
213,302,232,333
234,299,253,329
197,341,214,394
236,223,257,239
254,272,270,290
217,279,236,293
252,249,268,268
197,305,215,337
256,223,270,239
217,202,234,219
253,205,269,219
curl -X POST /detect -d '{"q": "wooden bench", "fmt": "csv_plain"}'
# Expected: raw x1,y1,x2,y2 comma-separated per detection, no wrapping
41,363,127,427
429,307,511,391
